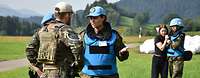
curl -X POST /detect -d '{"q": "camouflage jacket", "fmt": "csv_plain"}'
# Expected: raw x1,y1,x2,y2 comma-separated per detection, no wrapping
26,20,81,67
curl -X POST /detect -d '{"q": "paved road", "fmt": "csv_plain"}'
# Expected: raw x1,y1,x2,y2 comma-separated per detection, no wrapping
0,58,28,72
0,43,140,72
126,43,140,48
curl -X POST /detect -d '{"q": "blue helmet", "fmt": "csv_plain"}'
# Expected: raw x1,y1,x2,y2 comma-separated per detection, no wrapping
87,6,106,17
169,18,184,27
41,12,55,25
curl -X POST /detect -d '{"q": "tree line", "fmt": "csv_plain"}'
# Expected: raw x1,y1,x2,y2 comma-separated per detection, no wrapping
0,16,40,36
1,0,200,36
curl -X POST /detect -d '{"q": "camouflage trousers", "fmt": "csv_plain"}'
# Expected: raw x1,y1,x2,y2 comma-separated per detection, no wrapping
79,72,119,78
169,57,184,78
41,69,60,78
41,65,73,78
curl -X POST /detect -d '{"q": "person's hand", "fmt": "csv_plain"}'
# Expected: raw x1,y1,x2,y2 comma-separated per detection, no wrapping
165,35,169,40
36,68,44,77
119,47,129,56
167,40,171,44
29,63,44,77
40,73,47,78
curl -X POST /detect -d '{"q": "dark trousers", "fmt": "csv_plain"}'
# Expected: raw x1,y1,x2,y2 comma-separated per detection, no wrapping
151,56,168,78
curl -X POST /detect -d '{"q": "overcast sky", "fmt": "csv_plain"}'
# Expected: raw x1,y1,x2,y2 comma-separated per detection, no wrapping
0,0,120,15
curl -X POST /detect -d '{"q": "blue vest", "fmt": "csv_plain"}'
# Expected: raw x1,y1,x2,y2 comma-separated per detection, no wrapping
167,33,184,57
82,31,118,76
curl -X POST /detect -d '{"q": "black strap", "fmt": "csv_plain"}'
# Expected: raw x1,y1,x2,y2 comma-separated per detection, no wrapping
167,52,174,54
89,46,110,54
88,65,112,70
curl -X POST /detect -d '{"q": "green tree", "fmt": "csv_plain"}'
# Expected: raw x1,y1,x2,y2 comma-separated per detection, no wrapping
135,12,150,25
0,16,40,36
192,16,200,31
184,18,193,31
124,19,140,36
163,13,180,24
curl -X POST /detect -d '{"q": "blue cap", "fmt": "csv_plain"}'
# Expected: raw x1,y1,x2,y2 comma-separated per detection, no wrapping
169,18,184,27
87,6,106,17
41,12,55,25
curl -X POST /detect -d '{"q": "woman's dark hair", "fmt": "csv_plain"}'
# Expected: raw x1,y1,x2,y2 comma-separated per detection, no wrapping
158,24,168,35
99,14,107,22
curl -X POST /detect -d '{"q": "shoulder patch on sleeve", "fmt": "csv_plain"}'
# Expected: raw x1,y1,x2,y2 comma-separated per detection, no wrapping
67,31,79,39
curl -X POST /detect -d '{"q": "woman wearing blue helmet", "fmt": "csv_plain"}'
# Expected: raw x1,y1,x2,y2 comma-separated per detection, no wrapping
79,6,129,78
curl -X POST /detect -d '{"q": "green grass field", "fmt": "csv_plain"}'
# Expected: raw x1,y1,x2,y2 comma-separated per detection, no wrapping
119,16,133,26
185,31,200,36
0,47,200,78
0,67,28,78
123,36,153,43
0,36,200,78
0,36,31,61
118,47,200,78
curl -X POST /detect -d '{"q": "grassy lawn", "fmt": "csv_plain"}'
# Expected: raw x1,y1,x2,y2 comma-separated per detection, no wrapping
0,36,200,78
118,47,200,78
123,36,153,43
119,16,133,26
185,31,200,36
0,36,150,61
1,47,200,78
118,47,152,78
0,36,31,61
0,67,29,78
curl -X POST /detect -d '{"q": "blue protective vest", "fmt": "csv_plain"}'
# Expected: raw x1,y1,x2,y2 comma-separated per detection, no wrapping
167,32,184,57
82,31,118,76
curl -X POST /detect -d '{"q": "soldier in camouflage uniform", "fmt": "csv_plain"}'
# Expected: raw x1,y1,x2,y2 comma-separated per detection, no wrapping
26,2,81,78
27,9,55,78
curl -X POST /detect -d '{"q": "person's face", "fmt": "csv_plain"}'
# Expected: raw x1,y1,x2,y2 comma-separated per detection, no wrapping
64,12,73,25
171,26,177,32
89,16,105,29
159,28,167,36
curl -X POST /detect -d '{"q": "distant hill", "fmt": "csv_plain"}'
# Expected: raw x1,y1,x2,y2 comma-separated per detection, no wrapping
0,4,41,17
114,0,200,23
18,9,42,17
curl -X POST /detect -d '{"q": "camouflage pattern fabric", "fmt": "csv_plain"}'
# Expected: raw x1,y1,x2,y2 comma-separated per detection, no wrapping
26,20,82,78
